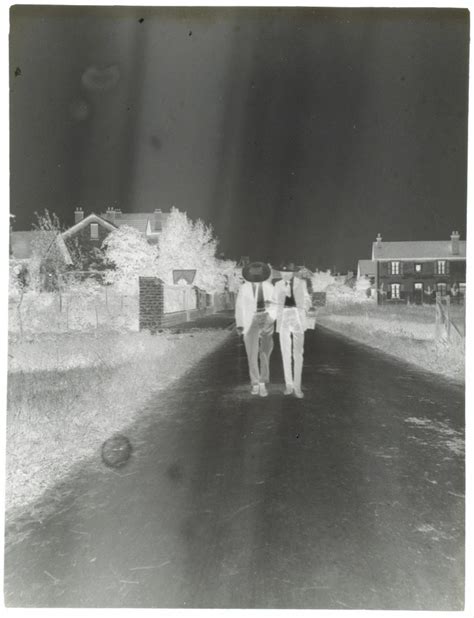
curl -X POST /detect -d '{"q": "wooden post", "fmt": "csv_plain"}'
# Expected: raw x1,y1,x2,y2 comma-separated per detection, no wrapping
446,294,451,341
184,287,190,322
435,292,441,340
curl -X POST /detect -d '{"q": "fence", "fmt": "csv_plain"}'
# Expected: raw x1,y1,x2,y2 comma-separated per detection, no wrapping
9,284,139,337
9,269,235,337
435,292,465,347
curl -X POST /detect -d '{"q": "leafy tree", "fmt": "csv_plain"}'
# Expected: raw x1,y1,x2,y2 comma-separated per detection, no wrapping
29,209,70,291
156,207,227,293
355,275,372,298
102,225,159,293
311,269,336,292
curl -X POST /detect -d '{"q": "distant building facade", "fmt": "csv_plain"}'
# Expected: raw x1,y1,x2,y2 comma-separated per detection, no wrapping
373,232,466,304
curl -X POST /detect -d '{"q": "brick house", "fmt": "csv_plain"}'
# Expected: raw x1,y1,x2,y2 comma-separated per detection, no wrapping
373,232,466,304
62,208,117,255
61,207,170,268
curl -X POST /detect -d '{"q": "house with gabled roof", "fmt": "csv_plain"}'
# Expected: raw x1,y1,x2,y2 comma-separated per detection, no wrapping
372,231,466,304
60,207,172,268
62,208,117,250
63,207,170,248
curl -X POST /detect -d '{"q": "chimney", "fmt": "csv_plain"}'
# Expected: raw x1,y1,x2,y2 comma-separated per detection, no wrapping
451,230,460,255
74,207,84,224
105,207,116,223
376,233,382,247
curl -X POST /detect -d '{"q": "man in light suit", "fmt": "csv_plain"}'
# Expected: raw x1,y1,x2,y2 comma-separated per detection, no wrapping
235,262,276,397
273,262,312,398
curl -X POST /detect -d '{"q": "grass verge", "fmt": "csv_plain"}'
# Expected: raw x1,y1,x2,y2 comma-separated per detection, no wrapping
317,308,464,384
6,328,231,520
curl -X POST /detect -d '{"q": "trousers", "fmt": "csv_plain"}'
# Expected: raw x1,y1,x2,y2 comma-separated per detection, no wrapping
243,312,275,385
279,307,305,391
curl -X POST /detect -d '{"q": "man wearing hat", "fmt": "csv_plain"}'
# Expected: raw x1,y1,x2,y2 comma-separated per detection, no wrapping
235,261,276,396
273,262,312,398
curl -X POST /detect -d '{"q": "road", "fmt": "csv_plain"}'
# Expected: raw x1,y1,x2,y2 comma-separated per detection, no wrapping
4,325,465,609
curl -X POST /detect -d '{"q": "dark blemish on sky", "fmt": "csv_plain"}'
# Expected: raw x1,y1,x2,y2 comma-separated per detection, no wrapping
82,65,120,92
401,75,406,81
138,18,144,24
14,67,21,77
189,31,192,36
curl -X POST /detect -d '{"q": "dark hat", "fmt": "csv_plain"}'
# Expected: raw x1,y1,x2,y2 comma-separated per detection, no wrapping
279,261,298,273
242,261,272,283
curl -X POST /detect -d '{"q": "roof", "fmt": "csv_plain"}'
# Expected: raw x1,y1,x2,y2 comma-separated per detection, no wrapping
100,211,170,234
62,213,117,238
105,213,149,234
10,231,72,264
357,259,376,276
372,240,466,260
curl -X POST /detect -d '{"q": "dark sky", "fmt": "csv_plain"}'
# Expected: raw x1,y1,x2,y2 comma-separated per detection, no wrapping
10,6,469,271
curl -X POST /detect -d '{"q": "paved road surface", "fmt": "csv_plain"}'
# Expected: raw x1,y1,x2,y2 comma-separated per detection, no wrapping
4,325,464,609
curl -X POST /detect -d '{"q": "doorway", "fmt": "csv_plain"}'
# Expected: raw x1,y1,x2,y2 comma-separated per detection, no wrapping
414,282,424,305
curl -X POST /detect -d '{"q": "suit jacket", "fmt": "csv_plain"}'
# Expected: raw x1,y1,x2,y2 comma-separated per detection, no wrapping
235,281,276,334
273,277,312,333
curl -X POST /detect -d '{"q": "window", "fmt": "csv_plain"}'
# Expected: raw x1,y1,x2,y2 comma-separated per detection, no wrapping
436,260,446,274
390,261,400,275
437,283,447,296
459,283,466,297
390,283,401,299
90,223,99,240
415,263,422,273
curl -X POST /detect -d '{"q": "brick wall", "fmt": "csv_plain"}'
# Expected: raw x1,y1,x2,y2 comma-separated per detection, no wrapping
139,277,164,332
65,222,111,253
139,277,218,332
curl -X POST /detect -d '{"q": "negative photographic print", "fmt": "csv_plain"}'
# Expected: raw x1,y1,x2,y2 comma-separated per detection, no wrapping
5,4,469,611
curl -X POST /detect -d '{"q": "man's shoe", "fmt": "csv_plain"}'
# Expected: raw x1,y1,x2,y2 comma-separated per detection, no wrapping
284,385,294,395
294,389,304,399
251,385,260,395
259,383,268,397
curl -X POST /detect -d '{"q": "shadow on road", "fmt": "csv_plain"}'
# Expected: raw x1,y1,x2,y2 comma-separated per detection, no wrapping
4,327,465,609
